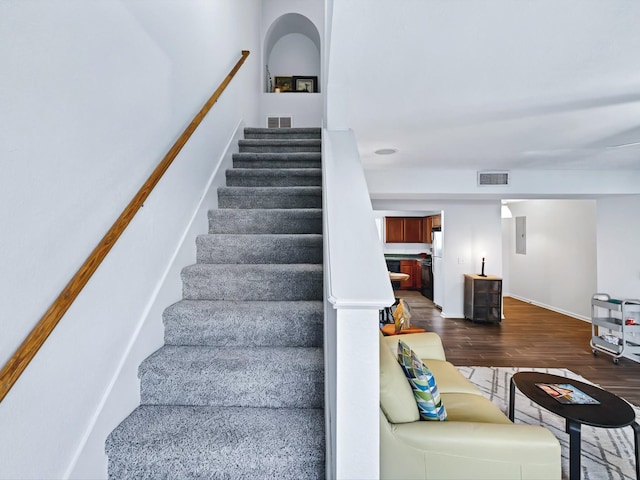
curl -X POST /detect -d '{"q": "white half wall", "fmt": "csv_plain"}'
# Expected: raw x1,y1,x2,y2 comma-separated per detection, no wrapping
259,92,323,127
502,200,597,320
596,195,640,300
0,1,260,478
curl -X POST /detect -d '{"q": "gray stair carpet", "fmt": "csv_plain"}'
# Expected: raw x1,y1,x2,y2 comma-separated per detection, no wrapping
196,234,322,264
233,152,321,169
106,127,325,479
238,139,321,153
218,186,322,209
226,168,321,187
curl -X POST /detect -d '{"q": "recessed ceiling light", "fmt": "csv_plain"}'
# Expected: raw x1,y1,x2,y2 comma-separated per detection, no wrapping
374,148,398,155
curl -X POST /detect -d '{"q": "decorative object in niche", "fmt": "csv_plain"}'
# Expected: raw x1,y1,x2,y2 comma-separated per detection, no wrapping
266,65,273,93
293,76,318,93
274,76,293,92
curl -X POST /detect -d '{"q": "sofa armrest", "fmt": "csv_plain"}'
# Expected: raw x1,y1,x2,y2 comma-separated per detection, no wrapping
382,332,446,361
382,419,561,480
393,421,560,460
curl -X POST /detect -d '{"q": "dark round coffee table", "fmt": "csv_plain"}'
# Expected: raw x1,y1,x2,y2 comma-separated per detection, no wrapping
508,372,640,480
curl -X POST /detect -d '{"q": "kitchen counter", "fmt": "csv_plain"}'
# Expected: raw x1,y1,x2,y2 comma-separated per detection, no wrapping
389,272,410,282
384,254,430,261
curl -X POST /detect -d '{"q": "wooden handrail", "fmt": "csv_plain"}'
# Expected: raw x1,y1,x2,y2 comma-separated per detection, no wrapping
0,50,250,403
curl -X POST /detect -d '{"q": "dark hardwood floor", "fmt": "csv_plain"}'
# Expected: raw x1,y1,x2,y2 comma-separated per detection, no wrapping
398,291,640,405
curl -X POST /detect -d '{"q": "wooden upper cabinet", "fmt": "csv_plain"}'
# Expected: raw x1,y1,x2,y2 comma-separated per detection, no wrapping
385,217,427,243
404,217,423,243
422,216,433,243
385,215,441,243
385,217,405,243
421,214,442,243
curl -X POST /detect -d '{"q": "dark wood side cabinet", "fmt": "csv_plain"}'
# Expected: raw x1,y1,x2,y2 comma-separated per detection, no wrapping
464,274,502,323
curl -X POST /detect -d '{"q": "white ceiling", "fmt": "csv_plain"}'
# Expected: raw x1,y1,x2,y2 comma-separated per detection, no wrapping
327,0,640,171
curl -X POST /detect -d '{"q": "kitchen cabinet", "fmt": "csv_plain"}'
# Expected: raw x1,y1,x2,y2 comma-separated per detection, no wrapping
422,214,442,243
385,217,424,243
397,260,423,290
423,216,433,243
385,217,405,243
399,261,414,289
464,274,502,323
404,218,423,242
414,261,422,290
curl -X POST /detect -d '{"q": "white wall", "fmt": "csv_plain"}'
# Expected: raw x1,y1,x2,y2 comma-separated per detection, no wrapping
365,168,640,200
596,195,640,299
262,0,324,54
269,33,321,79
0,1,260,478
503,200,597,320
372,199,503,318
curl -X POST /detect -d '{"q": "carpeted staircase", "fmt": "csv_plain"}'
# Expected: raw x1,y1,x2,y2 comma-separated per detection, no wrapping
105,127,325,479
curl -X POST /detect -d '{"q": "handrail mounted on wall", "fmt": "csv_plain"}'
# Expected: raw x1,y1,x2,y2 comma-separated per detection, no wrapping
0,50,251,403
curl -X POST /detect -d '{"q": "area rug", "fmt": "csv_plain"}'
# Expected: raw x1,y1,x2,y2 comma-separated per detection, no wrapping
458,366,639,480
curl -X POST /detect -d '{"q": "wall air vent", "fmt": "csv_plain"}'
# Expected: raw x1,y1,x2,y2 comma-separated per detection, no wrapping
478,171,509,186
266,116,293,128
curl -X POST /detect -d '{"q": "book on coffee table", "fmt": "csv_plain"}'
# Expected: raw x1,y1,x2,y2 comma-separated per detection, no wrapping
535,383,601,405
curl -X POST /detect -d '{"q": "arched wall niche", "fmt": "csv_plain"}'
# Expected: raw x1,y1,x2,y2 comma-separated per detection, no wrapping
264,13,321,93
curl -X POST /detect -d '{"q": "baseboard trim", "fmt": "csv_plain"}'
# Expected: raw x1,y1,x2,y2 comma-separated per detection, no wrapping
505,294,591,323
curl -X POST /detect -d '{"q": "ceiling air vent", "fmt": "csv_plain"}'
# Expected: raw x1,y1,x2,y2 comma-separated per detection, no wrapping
266,116,293,128
478,171,509,186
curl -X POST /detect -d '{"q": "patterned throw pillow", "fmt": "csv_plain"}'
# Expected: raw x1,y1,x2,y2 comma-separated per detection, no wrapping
397,340,447,421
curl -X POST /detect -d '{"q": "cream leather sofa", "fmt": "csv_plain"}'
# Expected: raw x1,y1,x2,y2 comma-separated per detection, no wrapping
380,332,561,480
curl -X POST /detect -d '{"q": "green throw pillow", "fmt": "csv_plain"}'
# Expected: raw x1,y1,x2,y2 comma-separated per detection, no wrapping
397,339,447,421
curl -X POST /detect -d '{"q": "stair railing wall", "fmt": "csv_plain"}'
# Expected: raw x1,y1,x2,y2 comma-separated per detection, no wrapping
0,50,251,404
322,129,395,479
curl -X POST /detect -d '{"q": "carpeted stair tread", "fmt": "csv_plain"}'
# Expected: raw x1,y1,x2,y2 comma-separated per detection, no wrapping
163,300,323,347
139,346,324,407
238,138,321,153
226,168,322,187
196,234,322,264
105,405,325,480
233,152,321,169
182,263,323,301
208,208,322,234
218,186,322,209
106,127,325,478
244,127,321,139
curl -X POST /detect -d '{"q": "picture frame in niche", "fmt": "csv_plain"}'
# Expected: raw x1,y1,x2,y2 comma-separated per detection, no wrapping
293,76,318,93
274,76,293,92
